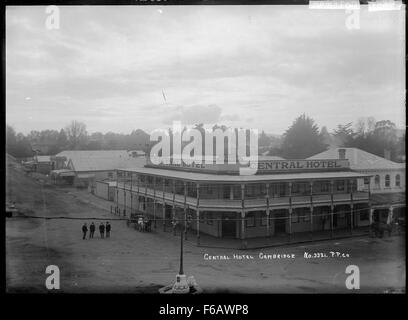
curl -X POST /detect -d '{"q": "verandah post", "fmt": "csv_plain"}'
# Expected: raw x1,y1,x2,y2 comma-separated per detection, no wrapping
266,183,270,238
196,183,200,246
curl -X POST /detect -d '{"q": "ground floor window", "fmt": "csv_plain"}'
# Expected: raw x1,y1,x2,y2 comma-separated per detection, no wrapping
360,211,369,221
303,210,311,222
292,210,300,223
246,212,256,227
206,212,213,225
260,212,267,226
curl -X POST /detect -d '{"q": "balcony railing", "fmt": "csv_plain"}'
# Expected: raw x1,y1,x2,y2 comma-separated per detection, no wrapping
116,182,368,209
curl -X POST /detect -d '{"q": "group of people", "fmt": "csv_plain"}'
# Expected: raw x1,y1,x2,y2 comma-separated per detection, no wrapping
82,222,111,239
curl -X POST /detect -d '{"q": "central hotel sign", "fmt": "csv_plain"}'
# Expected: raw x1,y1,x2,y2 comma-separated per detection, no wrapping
256,159,349,172
148,158,350,174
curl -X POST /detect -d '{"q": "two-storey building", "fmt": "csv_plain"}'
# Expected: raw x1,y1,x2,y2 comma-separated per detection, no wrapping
114,157,371,246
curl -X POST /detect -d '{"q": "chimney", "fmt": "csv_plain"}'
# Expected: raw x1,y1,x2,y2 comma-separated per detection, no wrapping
384,149,391,160
338,148,346,160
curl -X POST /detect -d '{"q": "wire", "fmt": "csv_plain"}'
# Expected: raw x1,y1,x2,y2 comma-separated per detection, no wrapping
10,205,401,222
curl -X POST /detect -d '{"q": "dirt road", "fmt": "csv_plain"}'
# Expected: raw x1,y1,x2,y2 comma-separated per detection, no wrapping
6,163,405,293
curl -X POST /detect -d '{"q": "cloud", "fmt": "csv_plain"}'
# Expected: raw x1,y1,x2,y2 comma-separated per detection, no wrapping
220,114,240,122
163,104,222,125
5,6,405,134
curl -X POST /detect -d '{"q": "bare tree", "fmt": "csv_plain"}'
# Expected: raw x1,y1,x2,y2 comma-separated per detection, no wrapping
65,120,87,150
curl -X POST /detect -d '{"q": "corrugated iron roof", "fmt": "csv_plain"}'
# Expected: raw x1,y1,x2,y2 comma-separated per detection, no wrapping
371,192,405,206
35,155,52,163
56,150,146,172
308,148,405,171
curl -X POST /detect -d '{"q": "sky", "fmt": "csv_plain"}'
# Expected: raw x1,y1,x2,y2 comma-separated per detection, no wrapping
6,5,406,135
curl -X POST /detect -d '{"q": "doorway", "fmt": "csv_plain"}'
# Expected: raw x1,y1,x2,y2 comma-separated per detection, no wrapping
222,213,236,238
274,210,287,234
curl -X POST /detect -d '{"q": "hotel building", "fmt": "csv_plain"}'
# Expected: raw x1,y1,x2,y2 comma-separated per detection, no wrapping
114,155,372,246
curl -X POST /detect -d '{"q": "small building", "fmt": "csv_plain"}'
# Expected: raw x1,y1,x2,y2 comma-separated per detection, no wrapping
94,180,117,201
33,155,53,174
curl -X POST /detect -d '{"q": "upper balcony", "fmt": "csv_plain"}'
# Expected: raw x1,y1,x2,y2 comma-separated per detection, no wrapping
116,182,369,210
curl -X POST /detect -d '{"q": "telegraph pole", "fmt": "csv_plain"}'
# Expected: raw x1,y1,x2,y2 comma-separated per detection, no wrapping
179,221,184,275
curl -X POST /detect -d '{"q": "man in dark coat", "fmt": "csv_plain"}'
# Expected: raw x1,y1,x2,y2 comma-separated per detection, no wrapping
106,222,111,238
82,223,88,240
89,222,95,238
99,222,105,238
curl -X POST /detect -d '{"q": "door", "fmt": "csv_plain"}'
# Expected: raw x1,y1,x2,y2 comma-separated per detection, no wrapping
222,213,236,237
274,210,287,234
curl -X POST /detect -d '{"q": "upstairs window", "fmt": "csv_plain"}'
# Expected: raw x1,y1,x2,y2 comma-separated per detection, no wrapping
336,180,345,191
385,175,390,187
374,175,380,189
396,174,401,187
320,182,330,193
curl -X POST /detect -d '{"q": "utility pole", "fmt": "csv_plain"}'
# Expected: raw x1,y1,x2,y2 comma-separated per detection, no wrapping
179,220,184,275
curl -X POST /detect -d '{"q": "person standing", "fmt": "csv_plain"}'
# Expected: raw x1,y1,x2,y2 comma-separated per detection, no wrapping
82,223,88,240
99,222,105,238
106,222,111,238
89,222,95,239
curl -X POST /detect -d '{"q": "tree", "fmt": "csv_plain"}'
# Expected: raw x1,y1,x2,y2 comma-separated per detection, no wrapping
57,129,68,151
319,126,333,146
280,114,327,159
6,125,33,158
259,130,271,147
354,117,376,136
334,119,402,162
65,121,87,150
332,122,355,147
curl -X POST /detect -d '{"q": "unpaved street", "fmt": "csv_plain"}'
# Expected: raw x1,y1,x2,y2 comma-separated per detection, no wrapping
6,164,405,293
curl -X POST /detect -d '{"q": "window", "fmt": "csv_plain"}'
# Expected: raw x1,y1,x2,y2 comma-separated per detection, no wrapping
291,210,300,223
349,180,357,192
374,175,380,189
303,209,311,222
260,212,267,226
360,211,369,221
336,180,345,191
206,212,213,225
246,212,256,227
108,172,113,179
204,185,213,195
279,183,287,196
292,183,309,194
396,174,401,187
320,182,330,193
223,185,231,199
385,175,390,187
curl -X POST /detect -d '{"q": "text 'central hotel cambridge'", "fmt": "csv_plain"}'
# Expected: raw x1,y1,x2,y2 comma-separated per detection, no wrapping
114,150,373,247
